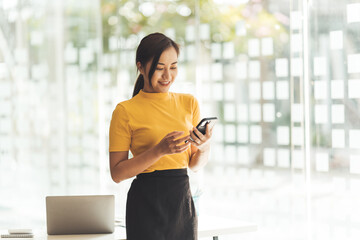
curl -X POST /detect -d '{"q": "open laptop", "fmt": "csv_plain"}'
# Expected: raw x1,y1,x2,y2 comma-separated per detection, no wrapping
46,195,114,235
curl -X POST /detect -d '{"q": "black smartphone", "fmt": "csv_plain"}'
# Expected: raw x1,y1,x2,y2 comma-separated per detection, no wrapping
191,117,217,140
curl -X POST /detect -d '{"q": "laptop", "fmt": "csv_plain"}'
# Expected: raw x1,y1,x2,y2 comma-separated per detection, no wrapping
46,195,114,235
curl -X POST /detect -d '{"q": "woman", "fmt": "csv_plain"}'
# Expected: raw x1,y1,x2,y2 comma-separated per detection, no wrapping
109,32,213,240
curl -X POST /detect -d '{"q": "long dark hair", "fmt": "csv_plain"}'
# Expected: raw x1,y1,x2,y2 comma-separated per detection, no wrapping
132,32,179,97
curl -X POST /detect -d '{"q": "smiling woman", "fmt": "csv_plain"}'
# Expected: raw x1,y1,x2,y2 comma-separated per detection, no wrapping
109,32,214,240
138,47,178,93
132,33,180,96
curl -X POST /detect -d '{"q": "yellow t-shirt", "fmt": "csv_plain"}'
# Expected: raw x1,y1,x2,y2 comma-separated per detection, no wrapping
109,89,200,173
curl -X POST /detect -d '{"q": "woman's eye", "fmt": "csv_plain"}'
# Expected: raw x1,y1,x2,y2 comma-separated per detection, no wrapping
156,67,177,70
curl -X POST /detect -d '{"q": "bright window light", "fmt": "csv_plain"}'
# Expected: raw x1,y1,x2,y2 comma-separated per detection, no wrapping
332,129,345,148
249,61,260,79
330,31,343,50
264,148,276,167
211,63,223,81
275,58,289,77
276,81,289,99
291,104,303,122
200,24,210,40
211,43,222,59
186,44,195,61
293,150,304,169
212,83,223,100
238,146,249,165
263,103,275,122
331,80,344,99
139,2,155,17
349,129,360,149
250,103,261,122
250,125,262,144
224,103,236,121
347,54,360,73
314,80,327,99
261,37,274,56
316,152,329,172
223,42,234,59
248,39,260,57
224,83,235,100
347,3,360,23
278,148,290,168
237,125,248,143
225,145,237,162
291,58,302,77
350,155,360,174
292,127,303,146
331,105,345,124
277,126,289,145
291,33,302,53
290,11,302,29
263,81,274,100
249,82,261,100
348,79,360,98
237,104,248,122
314,105,328,124
314,57,327,76
236,61,247,79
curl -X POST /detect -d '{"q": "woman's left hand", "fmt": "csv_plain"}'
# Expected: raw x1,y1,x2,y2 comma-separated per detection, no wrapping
189,123,214,152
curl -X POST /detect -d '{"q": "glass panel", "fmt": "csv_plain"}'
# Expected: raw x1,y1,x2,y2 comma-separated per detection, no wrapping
263,103,275,122
331,80,344,99
316,152,329,172
263,81,275,100
347,3,360,23
277,126,289,145
261,37,274,56
264,148,276,167
330,31,343,50
1,0,359,239
347,54,360,73
248,39,260,57
332,129,345,148
237,125,248,143
275,58,289,77
250,125,262,144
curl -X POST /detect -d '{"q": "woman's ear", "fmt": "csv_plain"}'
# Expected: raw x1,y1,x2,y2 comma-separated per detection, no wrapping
136,62,144,75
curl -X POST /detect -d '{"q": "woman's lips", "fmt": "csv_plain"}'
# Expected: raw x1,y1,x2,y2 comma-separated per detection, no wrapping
159,81,170,86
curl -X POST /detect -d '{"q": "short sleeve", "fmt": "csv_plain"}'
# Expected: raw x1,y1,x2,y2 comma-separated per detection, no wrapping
109,104,132,152
192,96,201,127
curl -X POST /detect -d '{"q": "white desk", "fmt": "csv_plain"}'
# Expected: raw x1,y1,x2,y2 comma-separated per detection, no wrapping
1,215,257,240
198,215,257,239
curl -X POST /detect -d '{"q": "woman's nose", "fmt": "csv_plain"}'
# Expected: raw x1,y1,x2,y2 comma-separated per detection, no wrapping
162,69,170,80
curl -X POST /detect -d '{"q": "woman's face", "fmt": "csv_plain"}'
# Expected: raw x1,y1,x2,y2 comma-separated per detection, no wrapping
139,47,178,93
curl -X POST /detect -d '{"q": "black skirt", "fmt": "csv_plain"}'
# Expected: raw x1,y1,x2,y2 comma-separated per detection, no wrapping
126,168,198,240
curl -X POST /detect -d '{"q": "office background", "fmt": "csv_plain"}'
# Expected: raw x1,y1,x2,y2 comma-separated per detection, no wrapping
0,0,360,239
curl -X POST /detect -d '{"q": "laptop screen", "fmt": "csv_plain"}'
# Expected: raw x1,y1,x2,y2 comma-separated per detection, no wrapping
46,195,114,235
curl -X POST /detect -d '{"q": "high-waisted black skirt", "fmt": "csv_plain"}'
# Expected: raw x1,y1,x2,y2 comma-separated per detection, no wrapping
126,168,198,240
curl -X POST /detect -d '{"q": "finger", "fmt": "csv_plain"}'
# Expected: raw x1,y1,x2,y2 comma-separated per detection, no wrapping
174,135,191,145
176,142,191,152
193,127,206,141
189,130,198,142
209,124,215,133
205,124,211,137
189,131,201,145
189,140,199,147
167,131,184,139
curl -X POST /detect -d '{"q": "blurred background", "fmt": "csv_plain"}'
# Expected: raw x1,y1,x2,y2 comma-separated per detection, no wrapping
0,0,360,239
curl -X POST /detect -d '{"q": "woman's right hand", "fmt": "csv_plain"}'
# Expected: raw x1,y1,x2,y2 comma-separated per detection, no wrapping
155,131,191,156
